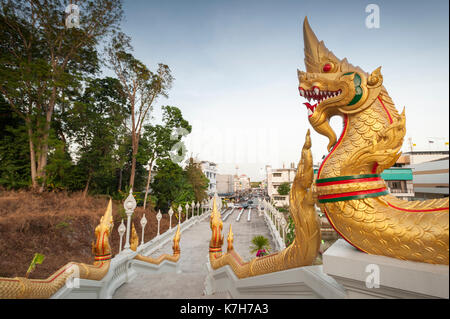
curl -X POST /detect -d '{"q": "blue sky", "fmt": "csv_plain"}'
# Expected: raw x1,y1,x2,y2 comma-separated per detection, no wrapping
117,0,449,180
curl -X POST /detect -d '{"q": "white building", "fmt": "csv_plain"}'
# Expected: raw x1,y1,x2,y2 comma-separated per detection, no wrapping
400,150,448,165
266,163,297,207
406,157,449,199
200,161,217,195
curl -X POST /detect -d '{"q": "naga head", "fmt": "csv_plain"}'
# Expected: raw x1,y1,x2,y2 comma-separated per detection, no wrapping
92,199,114,261
299,17,384,151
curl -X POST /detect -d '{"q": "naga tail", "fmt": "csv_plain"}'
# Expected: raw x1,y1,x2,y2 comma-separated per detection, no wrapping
287,129,321,266
208,130,321,278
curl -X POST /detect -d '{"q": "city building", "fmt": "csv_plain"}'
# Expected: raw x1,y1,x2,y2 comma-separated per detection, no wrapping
216,174,234,196
233,174,251,193
199,161,217,195
380,168,415,200
398,150,448,165
406,157,449,200
266,163,297,207
392,150,448,200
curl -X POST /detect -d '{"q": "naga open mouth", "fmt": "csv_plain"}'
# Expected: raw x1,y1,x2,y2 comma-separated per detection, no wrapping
298,87,342,117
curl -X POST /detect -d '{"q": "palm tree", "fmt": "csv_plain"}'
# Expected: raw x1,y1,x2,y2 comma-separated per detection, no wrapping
250,235,271,256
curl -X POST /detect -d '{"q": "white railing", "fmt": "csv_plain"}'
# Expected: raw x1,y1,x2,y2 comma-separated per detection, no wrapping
53,191,211,299
261,199,286,250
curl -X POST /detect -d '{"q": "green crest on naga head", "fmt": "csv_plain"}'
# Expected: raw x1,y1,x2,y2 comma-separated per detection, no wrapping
298,17,384,152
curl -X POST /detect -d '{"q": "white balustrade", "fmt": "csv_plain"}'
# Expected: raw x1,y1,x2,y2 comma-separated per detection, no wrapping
261,200,286,251
118,219,126,253
178,205,182,225
185,203,190,220
168,207,174,229
53,193,215,299
156,210,162,236
123,189,137,251
140,213,147,246
280,218,287,244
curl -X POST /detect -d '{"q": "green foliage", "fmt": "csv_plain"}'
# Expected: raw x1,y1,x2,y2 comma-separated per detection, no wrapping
150,158,195,212
0,1,201,212
285,216,296,246
26,253,45,278
0,97,30,188
63,77,129,195
250,235,271,254
105,32,175,189
277,182,291,195
0,0,123,190
277,207,289,213
184,158,209,203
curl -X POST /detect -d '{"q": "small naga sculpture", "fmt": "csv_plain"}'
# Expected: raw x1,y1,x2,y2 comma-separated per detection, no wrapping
299,17,448,264
209,130,321,278
0,199,115,298
130,223,181,264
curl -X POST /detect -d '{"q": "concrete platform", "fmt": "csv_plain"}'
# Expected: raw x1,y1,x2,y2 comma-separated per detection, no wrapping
323,239,449,299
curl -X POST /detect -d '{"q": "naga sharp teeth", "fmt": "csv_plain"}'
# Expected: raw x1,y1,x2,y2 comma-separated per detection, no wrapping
314,87,320,95
300,90,304,97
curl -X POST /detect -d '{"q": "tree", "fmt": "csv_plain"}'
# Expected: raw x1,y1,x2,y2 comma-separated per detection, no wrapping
150,158,195,212
0,96,30,188
277,182,291,195
184,157,209,203
140,106,192,209
63,77,128,196
106,32,173,190
0,0,123,191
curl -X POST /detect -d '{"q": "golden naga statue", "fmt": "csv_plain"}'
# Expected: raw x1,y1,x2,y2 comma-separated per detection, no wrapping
131,223,181,264
0,200,115,299
209,130,321,278
299,17,448,264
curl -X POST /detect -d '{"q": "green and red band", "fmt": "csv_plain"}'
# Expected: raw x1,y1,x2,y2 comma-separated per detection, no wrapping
316,174,382,186
94,254,112,262
318,187,389,203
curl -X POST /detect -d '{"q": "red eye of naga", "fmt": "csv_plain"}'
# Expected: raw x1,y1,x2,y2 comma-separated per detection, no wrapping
323,63,332,72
